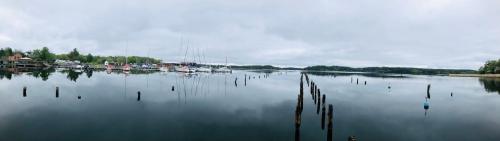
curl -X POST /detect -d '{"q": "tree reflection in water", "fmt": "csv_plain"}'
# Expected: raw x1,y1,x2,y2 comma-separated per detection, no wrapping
479,78,500,94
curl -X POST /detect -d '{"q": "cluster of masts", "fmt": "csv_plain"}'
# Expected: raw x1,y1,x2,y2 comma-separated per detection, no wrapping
168,38,232,74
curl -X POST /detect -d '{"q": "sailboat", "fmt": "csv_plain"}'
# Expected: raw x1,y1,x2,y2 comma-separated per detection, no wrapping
195,48,212,72
175,39,196,73
213,57,232,73
123,44,131,73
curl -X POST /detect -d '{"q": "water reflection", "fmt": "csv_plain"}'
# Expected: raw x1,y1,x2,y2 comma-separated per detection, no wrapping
1,71,500,140
304,71,409,78
479,78,500,94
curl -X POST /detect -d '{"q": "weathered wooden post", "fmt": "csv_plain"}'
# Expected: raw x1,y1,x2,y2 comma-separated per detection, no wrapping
310,82,314,94
427,84,431,99
356,78,359,85
321,105,326,130
317,89,321,114
245,74,247,86
56,87,59,98
23,86,27,97
318,89,321,103
234,77,238,87
322,95,326,106
295,103,302,141
327,104,333,141
137,91,141,101
300,75,304,97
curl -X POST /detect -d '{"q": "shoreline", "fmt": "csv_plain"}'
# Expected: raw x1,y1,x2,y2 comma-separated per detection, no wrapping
449,74,500,78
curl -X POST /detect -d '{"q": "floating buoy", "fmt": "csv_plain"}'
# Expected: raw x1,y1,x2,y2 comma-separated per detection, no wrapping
424,101,430,110
78,96,81,99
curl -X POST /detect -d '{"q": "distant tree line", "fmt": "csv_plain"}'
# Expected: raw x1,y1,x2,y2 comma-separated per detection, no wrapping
479,59,500,74
303,65,476,75
1,47,161,64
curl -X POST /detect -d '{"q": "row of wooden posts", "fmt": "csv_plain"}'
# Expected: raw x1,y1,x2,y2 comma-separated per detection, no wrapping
22,73,272,101
295,73,357,141
23,86,81,99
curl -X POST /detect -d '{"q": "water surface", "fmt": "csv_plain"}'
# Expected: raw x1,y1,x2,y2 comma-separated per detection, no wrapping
0,70,499,141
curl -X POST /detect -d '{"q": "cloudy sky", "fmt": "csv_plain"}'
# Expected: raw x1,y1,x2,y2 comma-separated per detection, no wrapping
0,0,499,69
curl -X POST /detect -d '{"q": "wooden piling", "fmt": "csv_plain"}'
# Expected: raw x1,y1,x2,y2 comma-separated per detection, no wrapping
321,105,326,130
56,87,59,98
23,86,27,97
316,101,320,114
295,104,302,141
317,89,321,114
234,77,238,87
137,91,141,101
427,84,431,99
356,78,359,85
364,81,367,85
322,95,326,106
172,86,175,91
327,104,333,141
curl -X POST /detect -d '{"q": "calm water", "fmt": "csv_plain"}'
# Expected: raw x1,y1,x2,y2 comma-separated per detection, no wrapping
0,70,499,141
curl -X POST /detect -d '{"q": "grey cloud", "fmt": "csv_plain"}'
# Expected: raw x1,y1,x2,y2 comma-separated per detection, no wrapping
0,0,499,69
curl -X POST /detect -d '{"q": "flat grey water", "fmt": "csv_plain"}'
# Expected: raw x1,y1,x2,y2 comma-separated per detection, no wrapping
0,70,499,141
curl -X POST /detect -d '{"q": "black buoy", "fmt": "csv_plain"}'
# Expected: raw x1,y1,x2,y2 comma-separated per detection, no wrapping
171,86,175,91
364,81,367,85
56,87,59,98
137,91,141,101
451,92,453,97
23,86,27,97
77,96,81,99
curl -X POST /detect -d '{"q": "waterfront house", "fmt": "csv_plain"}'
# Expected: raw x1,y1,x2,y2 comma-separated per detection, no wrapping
7,53,23,63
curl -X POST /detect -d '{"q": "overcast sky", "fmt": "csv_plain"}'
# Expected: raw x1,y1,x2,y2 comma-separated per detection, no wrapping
0,0,499,69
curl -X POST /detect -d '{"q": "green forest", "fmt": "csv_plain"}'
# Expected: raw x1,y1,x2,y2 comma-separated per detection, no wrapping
479,59,500,74
1,47,161,65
